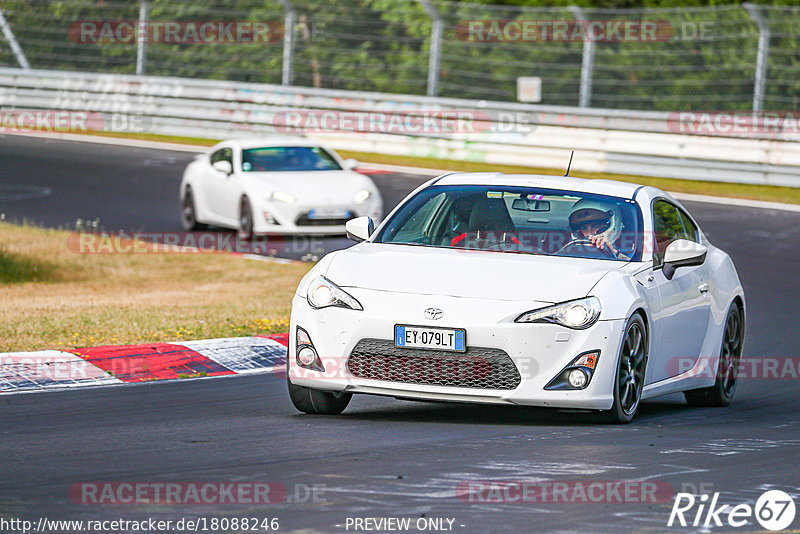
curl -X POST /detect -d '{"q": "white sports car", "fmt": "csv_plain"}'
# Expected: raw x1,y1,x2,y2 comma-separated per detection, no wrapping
180,138,382,235
287,172,745,423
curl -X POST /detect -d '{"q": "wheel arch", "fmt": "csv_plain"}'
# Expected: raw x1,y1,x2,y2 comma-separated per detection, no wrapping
731,294,746,352
180,164,210,224
180,178,206,225
631,307,650,343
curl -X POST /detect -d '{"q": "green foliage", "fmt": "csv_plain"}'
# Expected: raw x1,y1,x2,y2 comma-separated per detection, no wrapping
1,0,798,111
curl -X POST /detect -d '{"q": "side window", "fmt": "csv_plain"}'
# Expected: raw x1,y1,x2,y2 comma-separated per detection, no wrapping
209,148,232,164
391,192,446,243
678,209,699,243
652,200,687,266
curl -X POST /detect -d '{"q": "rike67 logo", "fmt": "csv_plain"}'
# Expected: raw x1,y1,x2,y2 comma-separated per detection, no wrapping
669,490,796,531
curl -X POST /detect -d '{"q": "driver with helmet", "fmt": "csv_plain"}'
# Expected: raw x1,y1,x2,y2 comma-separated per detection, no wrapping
567,199,630,260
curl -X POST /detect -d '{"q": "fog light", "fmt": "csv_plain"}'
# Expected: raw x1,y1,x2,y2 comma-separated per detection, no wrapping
297,347,317,367
568,369,588,388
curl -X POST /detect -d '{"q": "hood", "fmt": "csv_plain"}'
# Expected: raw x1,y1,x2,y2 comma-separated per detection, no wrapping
325,243,625,303
244,170,373,203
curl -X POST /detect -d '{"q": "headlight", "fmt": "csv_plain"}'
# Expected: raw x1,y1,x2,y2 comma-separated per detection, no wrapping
268,191,295,203
353,189,371,203
515,297,601,329
306,275,363,311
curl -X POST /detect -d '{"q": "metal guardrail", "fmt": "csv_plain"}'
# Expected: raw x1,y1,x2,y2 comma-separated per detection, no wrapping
2,1,800,112
1,68,799,187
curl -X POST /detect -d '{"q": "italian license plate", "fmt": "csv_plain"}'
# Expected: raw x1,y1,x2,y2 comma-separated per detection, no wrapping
308,208,350,220
394,325,466,352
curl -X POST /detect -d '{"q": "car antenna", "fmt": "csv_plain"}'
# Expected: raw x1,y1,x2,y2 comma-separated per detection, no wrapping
564,151,574,177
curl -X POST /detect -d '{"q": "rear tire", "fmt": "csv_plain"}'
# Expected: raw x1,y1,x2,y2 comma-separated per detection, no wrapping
181,186,205,231
287,376,352,415
684,304,743,407
602,313,648,424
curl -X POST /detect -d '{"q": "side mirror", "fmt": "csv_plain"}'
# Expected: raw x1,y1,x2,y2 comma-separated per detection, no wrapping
345,216,374,243
662,239,707,280
343,158,359,170
212,160,233,175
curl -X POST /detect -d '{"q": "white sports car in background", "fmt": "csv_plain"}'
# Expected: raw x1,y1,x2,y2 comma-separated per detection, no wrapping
287,172,745,423
180,138,382,235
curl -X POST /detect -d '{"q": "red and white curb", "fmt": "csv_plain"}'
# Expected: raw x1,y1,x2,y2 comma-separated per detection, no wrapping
0,335,289,394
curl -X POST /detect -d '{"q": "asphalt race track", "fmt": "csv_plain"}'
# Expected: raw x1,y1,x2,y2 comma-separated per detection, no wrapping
2,134,800,533
0,135,424,261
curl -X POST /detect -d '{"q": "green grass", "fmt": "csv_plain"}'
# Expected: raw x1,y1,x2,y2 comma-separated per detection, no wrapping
80,130,219,147
0,246,60,283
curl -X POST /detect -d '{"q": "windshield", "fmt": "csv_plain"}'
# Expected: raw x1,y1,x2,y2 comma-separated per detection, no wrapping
241,146,342,172
375,185,643,262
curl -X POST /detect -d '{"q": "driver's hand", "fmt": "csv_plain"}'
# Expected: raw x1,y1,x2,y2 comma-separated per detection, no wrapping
588,234,618,255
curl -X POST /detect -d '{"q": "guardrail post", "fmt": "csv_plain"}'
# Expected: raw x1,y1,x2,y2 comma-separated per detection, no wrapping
278,0,296,85
418,0,442,97
136,0,149,75
744,3,770,112
570,6,594,108
0,7,30,70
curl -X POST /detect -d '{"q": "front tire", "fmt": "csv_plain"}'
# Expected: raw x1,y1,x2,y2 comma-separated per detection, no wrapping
684,304,743,407
602,313,648,424
239,196,254,240
287,376,352,415
181,186,205,231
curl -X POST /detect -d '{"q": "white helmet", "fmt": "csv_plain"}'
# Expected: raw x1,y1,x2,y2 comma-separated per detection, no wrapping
568,199,623,244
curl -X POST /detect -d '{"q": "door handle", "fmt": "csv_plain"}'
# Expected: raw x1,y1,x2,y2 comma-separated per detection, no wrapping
698,283,709,294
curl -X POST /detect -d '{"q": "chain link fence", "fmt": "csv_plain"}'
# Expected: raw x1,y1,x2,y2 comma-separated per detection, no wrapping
0,0,798,112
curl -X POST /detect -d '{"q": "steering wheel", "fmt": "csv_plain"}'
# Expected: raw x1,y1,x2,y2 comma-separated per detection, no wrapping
555,238,618,259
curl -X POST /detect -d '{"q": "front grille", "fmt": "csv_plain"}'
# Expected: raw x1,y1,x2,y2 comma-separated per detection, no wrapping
347,339,521,390
295,213,351,227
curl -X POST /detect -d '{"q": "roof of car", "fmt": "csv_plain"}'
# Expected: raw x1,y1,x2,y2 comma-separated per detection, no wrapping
435,172,650,199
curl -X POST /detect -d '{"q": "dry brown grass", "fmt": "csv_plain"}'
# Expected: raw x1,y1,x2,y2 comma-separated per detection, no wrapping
0,223,311,352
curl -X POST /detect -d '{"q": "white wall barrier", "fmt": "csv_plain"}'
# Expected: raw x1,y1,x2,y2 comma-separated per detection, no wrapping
1,67,799,187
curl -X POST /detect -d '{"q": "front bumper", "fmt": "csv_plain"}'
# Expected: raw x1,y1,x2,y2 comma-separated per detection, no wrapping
288,288,625,410
253,199,382,235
